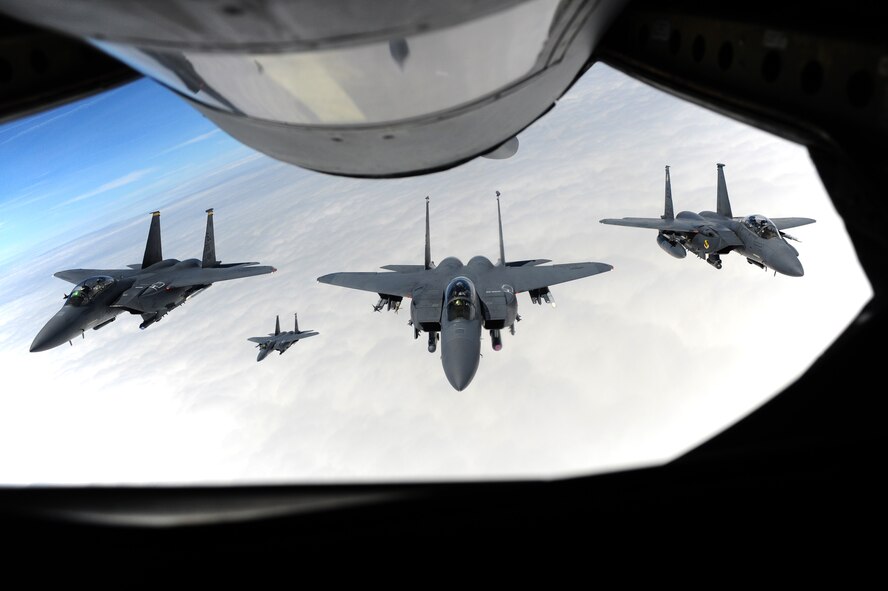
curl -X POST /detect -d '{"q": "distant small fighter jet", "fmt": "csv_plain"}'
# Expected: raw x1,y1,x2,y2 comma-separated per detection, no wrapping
30,209,276,352
248,314,319,362
318,194,612,391
600,164,815,276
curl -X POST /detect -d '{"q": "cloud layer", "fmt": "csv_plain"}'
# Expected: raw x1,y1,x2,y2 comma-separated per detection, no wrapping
0,64,872,484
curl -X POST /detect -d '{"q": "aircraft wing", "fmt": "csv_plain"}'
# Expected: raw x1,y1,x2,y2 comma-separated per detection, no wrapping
504,262,613,293
54,268,134,284
166,265,275,288
771,217,816,230
599,217,705,232
277,331,319,344
380,265,426,273
317,271,426,297
248,331,318,345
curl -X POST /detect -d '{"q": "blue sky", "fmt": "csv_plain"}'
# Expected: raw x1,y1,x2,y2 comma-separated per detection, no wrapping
0,79,260,265
0,64,873,484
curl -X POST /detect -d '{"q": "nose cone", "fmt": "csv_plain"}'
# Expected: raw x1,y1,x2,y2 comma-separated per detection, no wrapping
256,347,271,362
441,333,481,391
30,307,84,352
768,246,805,277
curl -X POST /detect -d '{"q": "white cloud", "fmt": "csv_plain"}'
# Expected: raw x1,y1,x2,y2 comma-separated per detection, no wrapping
0,64,872,485
154,129,222,156
53,168,158,209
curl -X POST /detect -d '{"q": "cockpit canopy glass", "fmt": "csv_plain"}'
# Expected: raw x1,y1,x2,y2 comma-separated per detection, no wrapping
65,276,115,307
743,214,781,239
445,276,476,321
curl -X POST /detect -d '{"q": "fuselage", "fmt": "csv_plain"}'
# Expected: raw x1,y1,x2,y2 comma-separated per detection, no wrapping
667,211,804,276
729,214,804,276
114,258,207,314
417,256,519,391
30,274,132,352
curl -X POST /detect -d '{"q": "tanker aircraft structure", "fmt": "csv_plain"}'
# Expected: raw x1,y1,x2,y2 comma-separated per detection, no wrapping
600,164,815,276
318,194,612,391
30,209,276,352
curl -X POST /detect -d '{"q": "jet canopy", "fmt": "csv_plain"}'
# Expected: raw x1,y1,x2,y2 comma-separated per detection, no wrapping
445,276,477,321
743,214,781,239
65,276,116,307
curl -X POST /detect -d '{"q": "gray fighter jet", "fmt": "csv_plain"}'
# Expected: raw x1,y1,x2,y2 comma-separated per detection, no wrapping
318,194,612,391
600,164,815,276
248,314,319,362
30,209,276,352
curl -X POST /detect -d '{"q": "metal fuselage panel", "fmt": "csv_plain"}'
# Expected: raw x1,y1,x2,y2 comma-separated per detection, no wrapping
114,259,206,314
440,313,482,392
30,281,130,352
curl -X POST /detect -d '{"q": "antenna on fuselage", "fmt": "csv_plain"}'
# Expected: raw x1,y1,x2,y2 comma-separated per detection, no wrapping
496,190,506,266
424,196,433,270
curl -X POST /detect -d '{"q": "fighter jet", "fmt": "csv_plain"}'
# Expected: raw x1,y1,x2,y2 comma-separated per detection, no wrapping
600,164,816,276
317,194,612,391
248,314,319,362
30,209,276,352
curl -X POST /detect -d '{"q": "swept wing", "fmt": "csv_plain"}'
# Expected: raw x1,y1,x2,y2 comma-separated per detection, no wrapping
771,217,816,230
165,265,275,288
503,262,612,293
317,271,433,298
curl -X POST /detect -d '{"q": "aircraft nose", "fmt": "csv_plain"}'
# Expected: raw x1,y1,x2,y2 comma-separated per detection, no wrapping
30,309,82,352
442,337,481,391
769,248,805,277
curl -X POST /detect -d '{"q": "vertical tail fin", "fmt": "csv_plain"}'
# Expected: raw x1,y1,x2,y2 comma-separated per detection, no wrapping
202,208,219,267
716,163,733,218
141,211,162,269
496,190,506,266
274,315,280,336
424,196,433,270
294,313,299,333
662,165,674,220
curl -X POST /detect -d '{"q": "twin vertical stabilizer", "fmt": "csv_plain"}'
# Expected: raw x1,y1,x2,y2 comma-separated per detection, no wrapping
141,211,163,269
424,196,433,270
662,166,674,220
716,163,733,218
202,208,219,267
496,190,506,266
